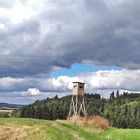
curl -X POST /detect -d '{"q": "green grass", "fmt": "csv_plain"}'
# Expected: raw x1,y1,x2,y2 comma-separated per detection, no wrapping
0,118,139,140
100,128,140,140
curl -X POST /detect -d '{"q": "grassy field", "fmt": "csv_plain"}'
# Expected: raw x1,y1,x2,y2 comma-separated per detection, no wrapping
0,118,139,140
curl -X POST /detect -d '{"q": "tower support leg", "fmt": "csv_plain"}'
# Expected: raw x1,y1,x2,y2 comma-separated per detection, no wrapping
68,95,86,117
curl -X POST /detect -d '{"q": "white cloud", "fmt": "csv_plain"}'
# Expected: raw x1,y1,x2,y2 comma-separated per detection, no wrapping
0,0,48,24
49,76,82,91
0,69,140,104
45,69,140,92
21,88,42,96
80,69,140,91
0,69,140,93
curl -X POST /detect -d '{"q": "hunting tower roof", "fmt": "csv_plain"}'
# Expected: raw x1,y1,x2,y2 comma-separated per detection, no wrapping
72,82,85,84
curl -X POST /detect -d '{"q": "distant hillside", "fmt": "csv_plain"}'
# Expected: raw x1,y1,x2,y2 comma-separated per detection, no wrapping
0,103,23,109
14,92,140,128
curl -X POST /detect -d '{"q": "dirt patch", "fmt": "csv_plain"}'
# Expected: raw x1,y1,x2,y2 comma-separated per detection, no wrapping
0,110,13,113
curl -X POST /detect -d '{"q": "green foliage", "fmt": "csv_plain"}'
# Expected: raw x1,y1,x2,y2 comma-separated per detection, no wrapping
14,92,140,129
12,109,21,117
0,112,10,118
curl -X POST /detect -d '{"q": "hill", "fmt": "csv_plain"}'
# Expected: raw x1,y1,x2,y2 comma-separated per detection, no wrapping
0,118,139,140
0,103,23,118
14,92,140,128
0,103,23,109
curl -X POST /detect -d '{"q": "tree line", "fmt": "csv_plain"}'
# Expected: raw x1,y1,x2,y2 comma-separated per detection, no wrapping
13,91,140,128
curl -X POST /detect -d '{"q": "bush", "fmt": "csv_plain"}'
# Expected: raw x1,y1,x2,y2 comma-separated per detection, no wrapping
0,112,10,118
68,115,109,130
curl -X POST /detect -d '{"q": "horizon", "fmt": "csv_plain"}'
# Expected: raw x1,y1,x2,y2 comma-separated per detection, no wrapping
1,90,139,105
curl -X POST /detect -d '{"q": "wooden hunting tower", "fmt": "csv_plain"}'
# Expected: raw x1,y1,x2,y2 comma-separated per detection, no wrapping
68,82,86,117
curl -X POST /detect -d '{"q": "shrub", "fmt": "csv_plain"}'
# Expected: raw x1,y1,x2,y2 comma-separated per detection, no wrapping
68,115,109,130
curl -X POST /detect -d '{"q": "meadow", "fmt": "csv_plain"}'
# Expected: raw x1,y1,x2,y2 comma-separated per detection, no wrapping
0,118,139,140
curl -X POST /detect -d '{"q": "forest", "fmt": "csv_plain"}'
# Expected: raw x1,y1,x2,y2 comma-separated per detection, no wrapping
13,91,140,129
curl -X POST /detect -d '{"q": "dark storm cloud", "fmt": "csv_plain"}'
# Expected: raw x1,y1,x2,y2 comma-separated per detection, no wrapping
0,0,140,77
0,0,140,76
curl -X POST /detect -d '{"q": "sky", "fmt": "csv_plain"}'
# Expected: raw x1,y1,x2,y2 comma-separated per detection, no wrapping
0,0,140,104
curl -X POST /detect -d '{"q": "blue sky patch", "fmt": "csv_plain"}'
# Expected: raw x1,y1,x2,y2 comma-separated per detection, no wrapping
51,63,123,77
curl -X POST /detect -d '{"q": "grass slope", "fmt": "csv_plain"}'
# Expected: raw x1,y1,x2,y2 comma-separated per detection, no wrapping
0,118,139,140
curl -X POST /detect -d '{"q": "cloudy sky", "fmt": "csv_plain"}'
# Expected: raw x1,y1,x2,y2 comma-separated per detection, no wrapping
0,0,140,104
